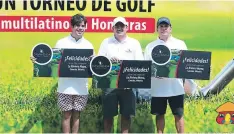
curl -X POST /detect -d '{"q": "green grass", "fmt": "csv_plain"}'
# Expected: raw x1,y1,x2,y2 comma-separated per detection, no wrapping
1,1,234,133
0,43,233,133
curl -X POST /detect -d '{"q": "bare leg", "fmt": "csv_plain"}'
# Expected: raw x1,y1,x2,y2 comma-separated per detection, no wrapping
104,117,113,133
174,115,184,133
121,115,131,133
62,111,72,133
156,115,165,133
71,110,80,133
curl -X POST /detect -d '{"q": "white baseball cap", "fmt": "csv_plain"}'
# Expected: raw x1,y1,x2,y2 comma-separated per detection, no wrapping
113,17,128,26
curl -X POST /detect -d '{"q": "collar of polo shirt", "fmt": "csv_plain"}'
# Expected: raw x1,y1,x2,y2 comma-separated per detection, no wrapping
112,36,129,44
157,34,173,43
69,34,84,43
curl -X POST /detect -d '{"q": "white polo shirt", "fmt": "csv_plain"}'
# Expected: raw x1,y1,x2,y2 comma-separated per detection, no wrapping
144,35,188,97
98,36,144,60
55,35,94,95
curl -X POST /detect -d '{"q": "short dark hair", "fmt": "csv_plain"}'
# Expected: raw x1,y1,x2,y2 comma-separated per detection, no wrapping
71,13,87,27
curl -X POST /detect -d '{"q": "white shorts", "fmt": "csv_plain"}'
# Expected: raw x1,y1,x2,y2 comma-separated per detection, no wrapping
57,93,88,111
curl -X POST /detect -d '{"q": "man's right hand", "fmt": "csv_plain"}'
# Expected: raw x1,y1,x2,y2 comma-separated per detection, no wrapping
30,56,36,63
156,76,164,79
110,57,120,63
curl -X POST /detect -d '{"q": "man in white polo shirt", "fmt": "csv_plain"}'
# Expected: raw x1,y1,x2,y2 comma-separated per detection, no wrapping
98,16,144,133
31,14,94,133
144,17,187,133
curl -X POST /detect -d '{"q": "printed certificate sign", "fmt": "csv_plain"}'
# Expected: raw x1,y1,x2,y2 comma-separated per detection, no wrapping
91,56,151,88
32,44,93,78
151,45,211,80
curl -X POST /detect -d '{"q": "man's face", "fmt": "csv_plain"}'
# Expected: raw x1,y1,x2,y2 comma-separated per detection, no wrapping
113,22,128,36
72,21,86,37
157,23,172,36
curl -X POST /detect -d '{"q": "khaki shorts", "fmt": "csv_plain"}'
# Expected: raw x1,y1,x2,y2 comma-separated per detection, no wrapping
57,93,88,111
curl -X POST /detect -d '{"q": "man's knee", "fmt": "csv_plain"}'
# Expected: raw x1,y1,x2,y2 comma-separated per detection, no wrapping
63,111,72,120
104,117,114,126
121,115,131,120
104,117,114,122
172,108,184,118
174,114,183,120
72,110,80,119
156,114,165,117
156,114,165,120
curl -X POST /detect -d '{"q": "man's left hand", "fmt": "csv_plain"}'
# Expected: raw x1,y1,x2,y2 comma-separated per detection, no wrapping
89,54,95,59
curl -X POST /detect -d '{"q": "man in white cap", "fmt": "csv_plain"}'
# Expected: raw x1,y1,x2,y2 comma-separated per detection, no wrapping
97,16,144,133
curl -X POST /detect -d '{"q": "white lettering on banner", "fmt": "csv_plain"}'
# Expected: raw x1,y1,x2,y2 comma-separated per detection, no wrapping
0,16,153,32
1,20,11,29
64,56,90,62
91,18,147,31
123,67,150,73
183,57,209,64
92,18,113,30
1,17,70,30
92,18,99,29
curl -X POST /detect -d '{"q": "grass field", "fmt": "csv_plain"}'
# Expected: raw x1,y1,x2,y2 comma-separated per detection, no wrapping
0,1,234,133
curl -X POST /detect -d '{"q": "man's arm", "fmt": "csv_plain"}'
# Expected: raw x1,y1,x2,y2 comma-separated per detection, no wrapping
134,41,144,60
54,40,61,48
88,42,95,58
181,41,188,50
143,45,150,60
97,39,107,56
181,40,188,84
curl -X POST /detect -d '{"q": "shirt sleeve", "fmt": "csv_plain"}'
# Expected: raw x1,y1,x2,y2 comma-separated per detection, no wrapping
144,45,149,60
181,41,188,50
88,42,95,56
181,41,189,82
97,39,107,56
144,44,153,61
134,41,144,60
54,40,61,48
